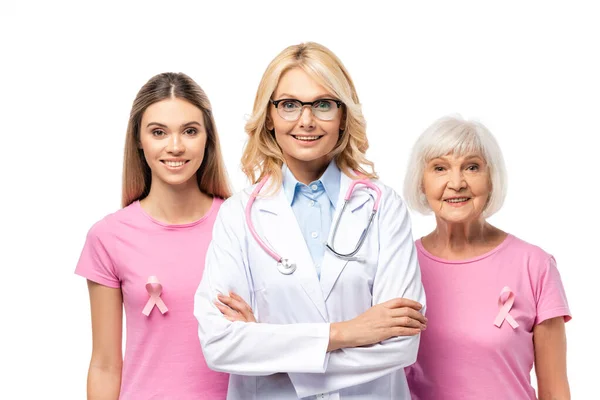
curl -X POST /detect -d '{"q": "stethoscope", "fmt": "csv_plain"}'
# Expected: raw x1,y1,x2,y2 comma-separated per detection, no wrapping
245,174,382,275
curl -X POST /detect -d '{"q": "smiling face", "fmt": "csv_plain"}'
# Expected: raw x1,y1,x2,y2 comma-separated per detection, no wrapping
422,153,491,224
139,97,207,190
267,67,342,176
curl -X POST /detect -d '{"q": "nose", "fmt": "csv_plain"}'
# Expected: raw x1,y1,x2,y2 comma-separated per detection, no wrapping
298,106,316,129
447,169,466,191
166,133,185,155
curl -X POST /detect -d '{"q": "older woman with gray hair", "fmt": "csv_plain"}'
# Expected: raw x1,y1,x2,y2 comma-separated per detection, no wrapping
403,116,571,400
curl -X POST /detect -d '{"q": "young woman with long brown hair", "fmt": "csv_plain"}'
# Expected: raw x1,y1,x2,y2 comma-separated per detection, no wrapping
75,72,231,399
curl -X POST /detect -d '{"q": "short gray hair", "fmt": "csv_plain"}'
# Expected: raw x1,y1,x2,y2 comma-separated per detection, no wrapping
403,115,507,218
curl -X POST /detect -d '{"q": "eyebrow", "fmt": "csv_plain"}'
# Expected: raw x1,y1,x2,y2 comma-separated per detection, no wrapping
146,121,202,129
274,93,336,100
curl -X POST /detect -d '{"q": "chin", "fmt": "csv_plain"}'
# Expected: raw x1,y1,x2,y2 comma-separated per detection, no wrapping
290,149,331,162
159,175,198,188
440,213,478,224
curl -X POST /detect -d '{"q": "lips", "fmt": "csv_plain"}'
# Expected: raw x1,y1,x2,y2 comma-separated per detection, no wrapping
161,160,189,167
292,135,322,141
444,197,470,203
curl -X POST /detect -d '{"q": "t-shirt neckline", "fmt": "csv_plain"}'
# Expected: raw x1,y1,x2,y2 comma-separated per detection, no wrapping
416,234,515,264
134,197,218,228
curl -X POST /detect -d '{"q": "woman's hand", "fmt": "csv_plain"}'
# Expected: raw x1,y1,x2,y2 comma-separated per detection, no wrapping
215,292,257,323
328,298,426,352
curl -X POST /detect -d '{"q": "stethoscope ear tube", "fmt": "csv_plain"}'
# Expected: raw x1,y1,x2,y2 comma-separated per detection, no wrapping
326,209,377,260
247,177,298,274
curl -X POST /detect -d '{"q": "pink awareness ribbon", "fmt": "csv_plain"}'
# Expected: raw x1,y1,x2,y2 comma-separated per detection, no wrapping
493,286,519,329
142,276,168,316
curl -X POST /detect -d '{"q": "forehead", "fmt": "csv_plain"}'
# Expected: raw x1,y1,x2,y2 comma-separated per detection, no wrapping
274,67,333,100
422,128,489,164
429,152,486,163
141,97,203,125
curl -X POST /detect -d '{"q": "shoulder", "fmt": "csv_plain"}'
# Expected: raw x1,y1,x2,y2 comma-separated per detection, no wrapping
214,184,263,227
499,234,557,279
210,196,226,214
503,234,553,263
366,178,407,212
219,185,255,212
85,203,139,242
373,179,402,200
358,179,412,229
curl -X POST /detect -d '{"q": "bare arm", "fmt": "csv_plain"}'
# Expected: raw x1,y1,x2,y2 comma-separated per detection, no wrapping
87,280,123,400
534,316,570,400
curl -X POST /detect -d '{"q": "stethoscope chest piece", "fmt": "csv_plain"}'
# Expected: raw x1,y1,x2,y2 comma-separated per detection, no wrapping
277,258,297,275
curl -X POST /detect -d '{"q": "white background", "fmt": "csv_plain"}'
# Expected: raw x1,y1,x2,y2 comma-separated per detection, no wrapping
1,1,598,398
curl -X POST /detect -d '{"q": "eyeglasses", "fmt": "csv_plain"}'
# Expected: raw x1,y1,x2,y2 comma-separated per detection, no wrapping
270,98,343,121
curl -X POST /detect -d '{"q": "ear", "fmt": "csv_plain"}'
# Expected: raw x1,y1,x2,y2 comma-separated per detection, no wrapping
265,114,274,131
339,107,347,131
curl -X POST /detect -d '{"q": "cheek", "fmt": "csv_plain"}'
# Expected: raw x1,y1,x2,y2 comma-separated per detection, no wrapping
323,118,341,135
193,136,208,158
422,176,444,199
273,119,295,136
139,138,159,159
471,177,492,197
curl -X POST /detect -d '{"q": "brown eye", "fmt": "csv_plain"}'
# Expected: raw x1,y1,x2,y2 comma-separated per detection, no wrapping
184,128,198,135
152,129,166,137
466,164,479,171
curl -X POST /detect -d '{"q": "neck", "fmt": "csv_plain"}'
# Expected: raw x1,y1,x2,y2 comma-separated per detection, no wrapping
434,217,487,246
285,156,331,185
424,217,505,259
140,178,211,225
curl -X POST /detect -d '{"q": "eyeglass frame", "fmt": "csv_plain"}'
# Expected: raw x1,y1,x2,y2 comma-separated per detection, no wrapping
269,98,344,121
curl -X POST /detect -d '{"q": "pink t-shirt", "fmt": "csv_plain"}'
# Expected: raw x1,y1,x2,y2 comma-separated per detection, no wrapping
75,199,229,400
405,234,571,400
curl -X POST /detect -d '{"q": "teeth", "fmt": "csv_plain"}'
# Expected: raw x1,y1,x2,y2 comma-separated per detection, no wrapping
165,161,185,167
294,136,320,141
446,198,469,203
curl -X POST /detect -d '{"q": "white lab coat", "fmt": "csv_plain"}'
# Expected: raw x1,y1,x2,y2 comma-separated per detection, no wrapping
194,172,425,399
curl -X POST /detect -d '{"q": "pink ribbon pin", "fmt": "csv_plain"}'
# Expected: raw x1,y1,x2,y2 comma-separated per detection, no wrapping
493,286,519,329
142,276,168,316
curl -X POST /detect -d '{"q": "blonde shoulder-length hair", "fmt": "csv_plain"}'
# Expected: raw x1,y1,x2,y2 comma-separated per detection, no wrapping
241,42,377,191
122,72,231,207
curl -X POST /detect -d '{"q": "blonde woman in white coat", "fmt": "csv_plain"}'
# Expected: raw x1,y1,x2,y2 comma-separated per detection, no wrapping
194,42,426,400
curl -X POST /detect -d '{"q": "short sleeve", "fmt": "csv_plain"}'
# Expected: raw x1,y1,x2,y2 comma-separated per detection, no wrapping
75,219,120,288
534,256,571,325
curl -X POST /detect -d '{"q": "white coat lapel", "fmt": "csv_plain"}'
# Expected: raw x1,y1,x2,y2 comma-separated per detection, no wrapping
320,173,374,301
254,183,329,321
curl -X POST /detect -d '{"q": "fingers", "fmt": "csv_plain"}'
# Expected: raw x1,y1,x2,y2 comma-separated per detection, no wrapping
214,301,236,317
382,297,423,311
391,327,422,337
391,315,426,330
390,307,427,325
214,301,247,322
229,292,247,305
217,293,250,314
216,293,256,323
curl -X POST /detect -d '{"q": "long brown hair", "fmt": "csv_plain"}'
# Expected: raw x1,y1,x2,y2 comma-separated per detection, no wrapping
241,42,377,193
122,72,231,207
